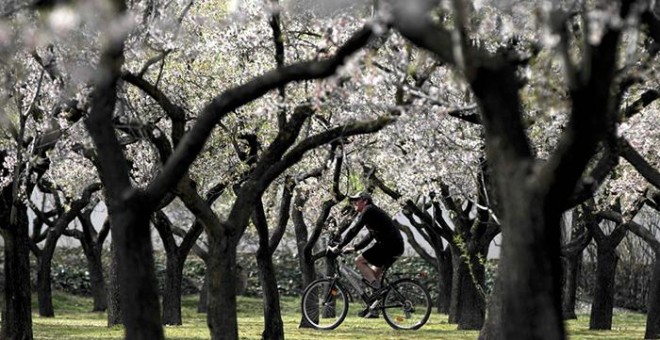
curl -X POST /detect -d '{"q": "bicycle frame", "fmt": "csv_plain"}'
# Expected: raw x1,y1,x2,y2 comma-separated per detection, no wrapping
324,252,393,302
325,253,367,299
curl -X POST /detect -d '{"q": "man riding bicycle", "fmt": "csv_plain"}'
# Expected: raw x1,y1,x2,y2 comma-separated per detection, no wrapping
331,192,404,317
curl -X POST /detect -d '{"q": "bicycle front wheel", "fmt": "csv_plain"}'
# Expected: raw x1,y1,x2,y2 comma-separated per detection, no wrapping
301,278,349,330
382,278,431,330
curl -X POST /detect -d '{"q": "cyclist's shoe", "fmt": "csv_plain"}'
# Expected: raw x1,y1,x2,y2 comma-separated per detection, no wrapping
358,307,379,318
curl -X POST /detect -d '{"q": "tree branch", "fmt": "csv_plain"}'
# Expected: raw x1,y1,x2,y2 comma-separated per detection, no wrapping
144,25,381,205
620,138,660,190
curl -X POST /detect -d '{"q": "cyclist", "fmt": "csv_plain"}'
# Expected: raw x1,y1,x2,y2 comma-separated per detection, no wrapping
331,191,404,317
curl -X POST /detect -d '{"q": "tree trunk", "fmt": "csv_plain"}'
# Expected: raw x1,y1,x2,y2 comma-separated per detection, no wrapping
256,248,284,340
112,205,163,339
198,269,209,313
645,255,660,340
207,236,239,340
0,204,33,340
436,246,453,314
497,188,564,340
589,246,618,330
162,254,184,325
107,241,122,326
449,245,486,329
84,245,107,312
479,272,502,340
36,255,55,317
293,204,316,329
561,255,580,320
296,247,316,328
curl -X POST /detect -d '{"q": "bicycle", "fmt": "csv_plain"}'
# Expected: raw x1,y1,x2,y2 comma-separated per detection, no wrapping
300,239,432,330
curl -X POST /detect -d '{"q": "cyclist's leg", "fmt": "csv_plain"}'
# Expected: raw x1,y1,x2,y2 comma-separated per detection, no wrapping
355,254,379,287
361,244,394,288
369,241,403,285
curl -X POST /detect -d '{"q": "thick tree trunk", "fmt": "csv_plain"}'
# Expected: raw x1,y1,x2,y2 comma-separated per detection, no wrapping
1,220,33,340
449,245,486,329
107,241,122,326
207,237,239,340
479,272,502,340
497,189,564,340
256,248,284,340
36,255,55,317
589,247,618,330
162,254,184,325
561,255,580,320
645,256,660,340
113,205,163,339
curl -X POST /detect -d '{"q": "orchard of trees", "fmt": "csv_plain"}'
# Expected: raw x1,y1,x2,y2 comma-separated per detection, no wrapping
1,0,659,339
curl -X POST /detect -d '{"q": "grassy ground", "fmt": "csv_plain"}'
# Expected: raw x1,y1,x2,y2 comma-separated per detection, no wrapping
29,292,646,339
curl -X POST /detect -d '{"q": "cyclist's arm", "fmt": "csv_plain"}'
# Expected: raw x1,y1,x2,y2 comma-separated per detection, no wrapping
338,212,366,248
353,232,373,251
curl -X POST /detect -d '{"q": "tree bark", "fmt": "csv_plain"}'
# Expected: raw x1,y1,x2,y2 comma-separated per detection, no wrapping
479,272,502,340
206,236,239,340
84,243,107,312
449,244,486,329
111,198,163,339
256,244,284,340
36,255,55,317
65,214,109,312
645,255,660,340
589,244,619,330
0,204,33,340
500,191,564,339
292,192,319,329
560,255,580,320
437,248,453,314
252,200,285,340
107,241,122,326
197,271,209,313
161,254,184,325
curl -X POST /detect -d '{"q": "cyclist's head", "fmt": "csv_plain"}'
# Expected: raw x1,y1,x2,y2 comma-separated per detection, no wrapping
349,192,372,212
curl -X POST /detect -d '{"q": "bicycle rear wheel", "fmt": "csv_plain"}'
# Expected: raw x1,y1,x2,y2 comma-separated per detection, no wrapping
301,278,349,330
382,278,431,330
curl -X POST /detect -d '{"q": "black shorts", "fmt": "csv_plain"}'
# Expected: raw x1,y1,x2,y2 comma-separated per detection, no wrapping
362,242,403,268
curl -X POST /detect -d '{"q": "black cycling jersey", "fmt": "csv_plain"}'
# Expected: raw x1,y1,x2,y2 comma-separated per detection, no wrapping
339,204,404,251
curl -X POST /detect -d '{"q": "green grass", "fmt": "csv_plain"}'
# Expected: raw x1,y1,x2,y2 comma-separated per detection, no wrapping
28,292,647,339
